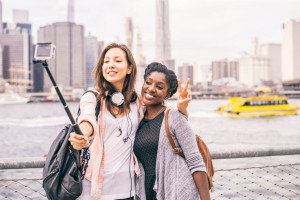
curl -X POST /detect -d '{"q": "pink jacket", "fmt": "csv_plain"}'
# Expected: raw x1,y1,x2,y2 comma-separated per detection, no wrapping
77,92,144,199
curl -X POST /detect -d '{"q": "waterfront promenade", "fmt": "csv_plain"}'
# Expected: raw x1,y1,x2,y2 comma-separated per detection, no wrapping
1,147,300,199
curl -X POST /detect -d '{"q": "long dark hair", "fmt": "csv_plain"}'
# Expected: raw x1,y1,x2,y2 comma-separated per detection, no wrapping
93,43,137,116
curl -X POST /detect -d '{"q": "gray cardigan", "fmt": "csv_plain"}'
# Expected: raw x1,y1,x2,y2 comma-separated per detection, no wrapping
135,108,206,200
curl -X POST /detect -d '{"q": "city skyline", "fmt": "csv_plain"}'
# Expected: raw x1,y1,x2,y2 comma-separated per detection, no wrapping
2,0,300,66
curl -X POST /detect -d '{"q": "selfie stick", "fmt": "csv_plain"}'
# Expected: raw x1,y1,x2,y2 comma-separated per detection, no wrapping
33,60,83,136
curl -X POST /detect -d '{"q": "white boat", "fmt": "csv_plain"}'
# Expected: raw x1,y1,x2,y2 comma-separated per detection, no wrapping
0,92,30,104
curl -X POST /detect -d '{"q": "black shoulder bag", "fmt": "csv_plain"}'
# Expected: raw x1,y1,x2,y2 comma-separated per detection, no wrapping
42,90,100,200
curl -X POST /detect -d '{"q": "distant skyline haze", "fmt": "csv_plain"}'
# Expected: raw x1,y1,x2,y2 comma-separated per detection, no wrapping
2,0,300,65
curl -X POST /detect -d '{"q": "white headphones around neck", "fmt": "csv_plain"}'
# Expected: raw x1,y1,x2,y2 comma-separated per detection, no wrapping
105,91,137,106
110,92,125,106
105,91,124,106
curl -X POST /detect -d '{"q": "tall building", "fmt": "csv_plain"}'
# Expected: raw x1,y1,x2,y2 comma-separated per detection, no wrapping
162,59,175,72
249,37,258,55
193,64,212,88
67,0,75,22
238,37,269,87
0,5,33,93
239,53,269,87
125,17,133,50
98,41,104,57
282,19,300,81
133,27,146,67
0,34,32,93
133,27,147,92
33,48,44,93
13,9,29,24
38,22,85,91
178,64,194,86
156,0,171,62
192,63,202,86
260,43,281,82
85,33,98,88
212,59,239,81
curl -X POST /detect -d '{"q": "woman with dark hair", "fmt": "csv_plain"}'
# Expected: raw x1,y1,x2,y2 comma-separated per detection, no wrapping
68,44,190,200
134,62,210,200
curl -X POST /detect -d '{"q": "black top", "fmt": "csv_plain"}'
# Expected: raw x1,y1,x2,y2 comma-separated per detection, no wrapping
133,111,165,200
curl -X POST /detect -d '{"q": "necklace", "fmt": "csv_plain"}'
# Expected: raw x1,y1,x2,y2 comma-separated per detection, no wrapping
116,117,124,137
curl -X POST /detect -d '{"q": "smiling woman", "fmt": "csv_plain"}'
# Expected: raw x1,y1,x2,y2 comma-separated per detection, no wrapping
69,43,140,200
134,62,210,200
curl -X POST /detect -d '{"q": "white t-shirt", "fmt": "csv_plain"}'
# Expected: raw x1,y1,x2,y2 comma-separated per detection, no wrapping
100,103,139,200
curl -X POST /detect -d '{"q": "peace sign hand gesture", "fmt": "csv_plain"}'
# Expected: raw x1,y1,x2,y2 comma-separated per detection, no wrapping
177,78,192,117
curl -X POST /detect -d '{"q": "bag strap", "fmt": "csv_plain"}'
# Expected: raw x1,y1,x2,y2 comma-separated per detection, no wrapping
165,109,214,192
165,109,185,158
76,90,100,179
76,90,101,122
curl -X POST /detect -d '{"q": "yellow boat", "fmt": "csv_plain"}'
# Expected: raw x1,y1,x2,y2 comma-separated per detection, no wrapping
217,89,299,117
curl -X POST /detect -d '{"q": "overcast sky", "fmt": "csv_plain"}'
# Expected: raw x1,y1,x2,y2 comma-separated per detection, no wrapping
2,0,300,66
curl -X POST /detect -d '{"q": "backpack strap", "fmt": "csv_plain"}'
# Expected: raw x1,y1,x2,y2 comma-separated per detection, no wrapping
76,90,100,180
76,90,101,122
165,109,185,158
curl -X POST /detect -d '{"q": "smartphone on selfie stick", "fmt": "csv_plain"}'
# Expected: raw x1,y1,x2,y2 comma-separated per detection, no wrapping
33,43,84,137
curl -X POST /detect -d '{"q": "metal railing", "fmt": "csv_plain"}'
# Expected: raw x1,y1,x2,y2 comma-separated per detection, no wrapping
1,147,300,200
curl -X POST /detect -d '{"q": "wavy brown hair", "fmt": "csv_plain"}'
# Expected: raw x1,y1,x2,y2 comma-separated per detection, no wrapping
93,43,137,116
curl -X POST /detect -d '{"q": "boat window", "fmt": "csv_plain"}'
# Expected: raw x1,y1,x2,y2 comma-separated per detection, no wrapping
283,100,288,104
243,102,250,106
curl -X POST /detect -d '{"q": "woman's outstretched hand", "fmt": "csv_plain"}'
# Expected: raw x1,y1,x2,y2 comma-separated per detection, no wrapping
69,132,90,150
177,78,192,117
69,121,93,150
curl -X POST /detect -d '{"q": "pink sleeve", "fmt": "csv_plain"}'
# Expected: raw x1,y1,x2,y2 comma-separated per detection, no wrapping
133,153,141,176
77,92,98,137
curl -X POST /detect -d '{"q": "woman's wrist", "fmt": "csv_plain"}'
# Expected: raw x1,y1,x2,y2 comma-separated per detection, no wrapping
79,121,94,137
178,108,189,118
